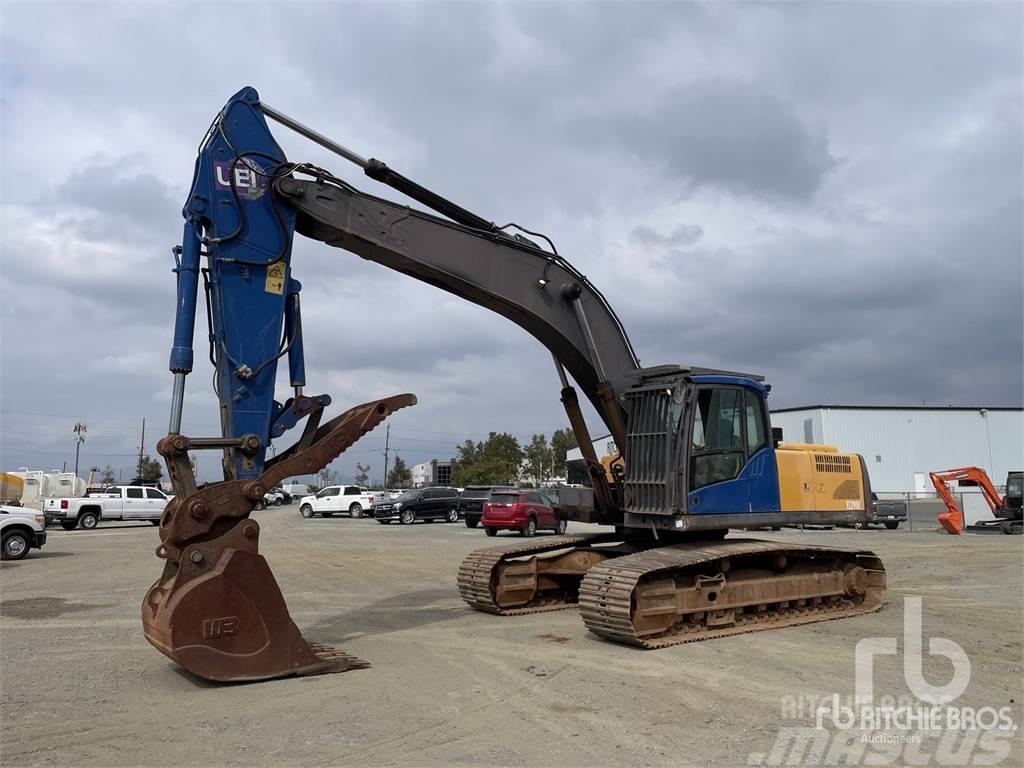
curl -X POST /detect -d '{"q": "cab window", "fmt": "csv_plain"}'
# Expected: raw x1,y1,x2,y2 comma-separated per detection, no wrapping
745,391,768,454
126,488,144,499
145,488,165,499
690,388,745,490
318,487,339,498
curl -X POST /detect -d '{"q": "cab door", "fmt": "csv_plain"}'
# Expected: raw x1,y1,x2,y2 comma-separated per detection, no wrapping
123,487,145,520
420,489,440,517
342,486,361,511
532,492,554,527
315,487,340,512
144,487,167,520
438,489,458,517
740,390,780,513
686,386,779,514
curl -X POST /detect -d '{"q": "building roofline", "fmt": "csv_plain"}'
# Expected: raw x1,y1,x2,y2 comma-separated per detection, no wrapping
771,404,1023,414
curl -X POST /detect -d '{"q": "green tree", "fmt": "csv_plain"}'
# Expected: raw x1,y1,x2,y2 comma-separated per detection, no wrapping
387,455,412,487
550,427,578,479
455,438,482,467
525,433,552,485
136,454,163,483
452,432,523,486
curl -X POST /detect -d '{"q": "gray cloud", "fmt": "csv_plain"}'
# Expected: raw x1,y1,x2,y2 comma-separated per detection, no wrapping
588,80,838,200
630,223,704,249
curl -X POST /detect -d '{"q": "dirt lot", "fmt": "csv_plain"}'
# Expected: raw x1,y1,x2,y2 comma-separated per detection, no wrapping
2,512,1021,767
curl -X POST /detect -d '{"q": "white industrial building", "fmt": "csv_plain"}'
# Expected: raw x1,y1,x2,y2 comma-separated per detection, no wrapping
566,404,1022,497
771,405,1022,494
410,458,453,488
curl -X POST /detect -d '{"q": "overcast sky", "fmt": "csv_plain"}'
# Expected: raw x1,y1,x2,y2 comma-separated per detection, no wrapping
1,1,1021,486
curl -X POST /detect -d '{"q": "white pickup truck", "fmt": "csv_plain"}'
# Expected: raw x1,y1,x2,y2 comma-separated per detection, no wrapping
43,485,172,530
1,505,47,560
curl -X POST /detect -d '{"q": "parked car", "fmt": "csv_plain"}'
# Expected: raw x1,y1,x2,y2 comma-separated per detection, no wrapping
869,493,908,530
482,490,567,537
257,489,285,509
274,487,293,505
458,485,513,528
298,485,377,519
43,485,171,529
374,487,460,524
1,505,47,560
281,483,309,499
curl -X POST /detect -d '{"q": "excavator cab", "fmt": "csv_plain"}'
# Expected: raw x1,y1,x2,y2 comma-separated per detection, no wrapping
618,371,873,533
1005,472,1023,512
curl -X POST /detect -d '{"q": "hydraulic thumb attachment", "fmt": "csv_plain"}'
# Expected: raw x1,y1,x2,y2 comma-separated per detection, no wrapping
142,393,415,682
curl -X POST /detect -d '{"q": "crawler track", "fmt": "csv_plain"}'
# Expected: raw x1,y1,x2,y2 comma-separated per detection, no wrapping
457,533,622,615
578,539,886,648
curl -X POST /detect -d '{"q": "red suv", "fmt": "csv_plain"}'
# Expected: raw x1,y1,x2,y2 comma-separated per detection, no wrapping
482,490,567,537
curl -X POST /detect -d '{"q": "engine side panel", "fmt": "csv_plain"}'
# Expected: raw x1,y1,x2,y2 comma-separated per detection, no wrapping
777,445,868,514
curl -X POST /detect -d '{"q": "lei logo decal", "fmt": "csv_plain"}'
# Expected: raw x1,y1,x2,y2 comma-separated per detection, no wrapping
213,158,267,200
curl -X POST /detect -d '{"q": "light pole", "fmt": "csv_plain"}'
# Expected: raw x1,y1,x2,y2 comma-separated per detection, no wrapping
980,409,994,476
72,422,87,477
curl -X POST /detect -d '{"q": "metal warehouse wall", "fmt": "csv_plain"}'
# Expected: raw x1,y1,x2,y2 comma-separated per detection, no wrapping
771,408,1023,493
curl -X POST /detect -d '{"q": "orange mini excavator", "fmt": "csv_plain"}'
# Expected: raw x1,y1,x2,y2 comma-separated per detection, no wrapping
929,467,1023,535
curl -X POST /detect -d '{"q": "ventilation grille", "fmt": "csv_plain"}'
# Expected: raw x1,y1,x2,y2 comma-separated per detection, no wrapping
623,388,673,515
816,454,852,474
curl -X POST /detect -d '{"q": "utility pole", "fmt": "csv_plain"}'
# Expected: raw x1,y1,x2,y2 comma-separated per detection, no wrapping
382,424,391,487
137,418,146,479
72,422,87,477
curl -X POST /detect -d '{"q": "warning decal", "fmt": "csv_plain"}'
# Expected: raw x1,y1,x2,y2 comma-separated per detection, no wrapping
265,262,286,295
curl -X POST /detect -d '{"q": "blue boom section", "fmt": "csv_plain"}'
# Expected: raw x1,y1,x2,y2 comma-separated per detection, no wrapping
170,86,298,480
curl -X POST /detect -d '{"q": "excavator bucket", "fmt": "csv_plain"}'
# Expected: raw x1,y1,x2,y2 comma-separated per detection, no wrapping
142,394,415,682
937,508,963,535
142,518,368,681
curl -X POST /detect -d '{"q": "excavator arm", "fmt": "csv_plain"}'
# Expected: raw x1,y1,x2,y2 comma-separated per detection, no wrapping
143,86,642,682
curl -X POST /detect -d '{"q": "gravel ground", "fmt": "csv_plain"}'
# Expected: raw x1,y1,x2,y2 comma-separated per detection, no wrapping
1,510,1021,767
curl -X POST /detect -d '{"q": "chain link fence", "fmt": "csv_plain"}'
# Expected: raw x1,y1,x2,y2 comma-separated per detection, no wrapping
870,490,997,532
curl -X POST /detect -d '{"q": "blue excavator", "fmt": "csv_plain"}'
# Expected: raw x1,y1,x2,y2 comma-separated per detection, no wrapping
143,87,886,682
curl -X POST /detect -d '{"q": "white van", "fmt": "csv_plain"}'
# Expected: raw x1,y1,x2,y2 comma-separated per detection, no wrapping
282,483,310,498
